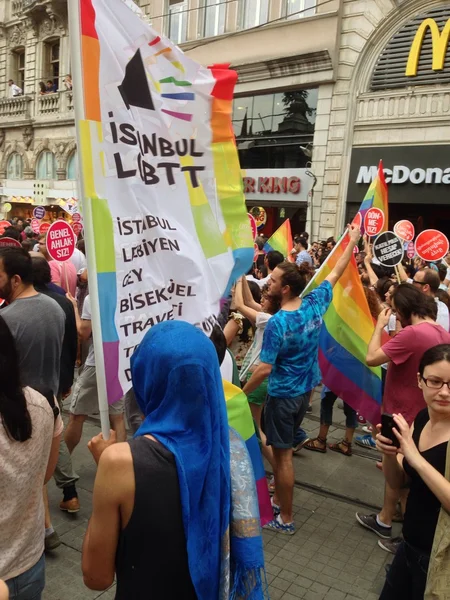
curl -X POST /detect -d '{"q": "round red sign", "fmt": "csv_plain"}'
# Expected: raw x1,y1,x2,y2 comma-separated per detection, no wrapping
0,237,21,248
31,218,41,234
248,213,258,241
46,221,76,262
352,212,362,229
394,220,415,242
406,241,415,259
72,212,82,224
363,208,385,237
415,230,449,262
72,222,83,236
39,222,50,235
0,220,11,235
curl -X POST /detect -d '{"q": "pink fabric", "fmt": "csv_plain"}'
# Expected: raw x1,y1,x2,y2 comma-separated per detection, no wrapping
256,478,272,526
49,260,77,296
383,322,450,425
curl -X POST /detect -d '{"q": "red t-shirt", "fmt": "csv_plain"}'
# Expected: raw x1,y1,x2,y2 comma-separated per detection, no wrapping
383,322,450,424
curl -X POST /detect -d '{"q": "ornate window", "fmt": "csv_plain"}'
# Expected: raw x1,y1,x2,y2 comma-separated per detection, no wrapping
7,153,23,180
37,151,56,180
67,152,78,180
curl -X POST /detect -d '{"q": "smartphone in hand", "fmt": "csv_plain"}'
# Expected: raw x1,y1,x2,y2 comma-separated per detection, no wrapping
381,413,400,448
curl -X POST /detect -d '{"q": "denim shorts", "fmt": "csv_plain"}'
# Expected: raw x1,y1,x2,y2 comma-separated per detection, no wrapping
263,392,310,449
6,553,45,600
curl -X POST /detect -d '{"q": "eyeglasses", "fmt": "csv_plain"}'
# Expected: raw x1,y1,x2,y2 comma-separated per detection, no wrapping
412,279,426,285
422,377,450,390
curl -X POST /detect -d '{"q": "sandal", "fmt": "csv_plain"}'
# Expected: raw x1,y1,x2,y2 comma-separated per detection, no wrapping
304,437,327,453
328,439,352,456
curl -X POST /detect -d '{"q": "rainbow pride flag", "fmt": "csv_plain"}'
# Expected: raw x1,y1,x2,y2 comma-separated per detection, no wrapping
224,380,272,526
263,219,294,261
353,159,389,235
304,236,383,425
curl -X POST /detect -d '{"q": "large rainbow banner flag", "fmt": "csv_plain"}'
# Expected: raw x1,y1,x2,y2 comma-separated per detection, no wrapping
304,235,383,425
70,0,253,409
353,159,389,235
263,219,294,261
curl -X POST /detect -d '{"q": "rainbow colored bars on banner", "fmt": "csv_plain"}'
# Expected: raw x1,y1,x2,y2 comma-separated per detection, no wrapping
263,219,294,261
305,236,383,425
224,381,272,526
354,159,389,234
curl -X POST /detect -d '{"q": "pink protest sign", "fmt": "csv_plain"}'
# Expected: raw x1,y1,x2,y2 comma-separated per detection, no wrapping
31,218,41,233
46,220,76,262
363,208,385,237
72,212,82,223
39,222,50,235
0,237,21,248
72,222,83,236
415,230,449,262
406,241,415,259
394,220,415,242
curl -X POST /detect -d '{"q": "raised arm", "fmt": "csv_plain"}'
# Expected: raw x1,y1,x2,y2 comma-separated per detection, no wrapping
234,279,260,326
242,276,263,311
325,224,361,288
362,235,379,287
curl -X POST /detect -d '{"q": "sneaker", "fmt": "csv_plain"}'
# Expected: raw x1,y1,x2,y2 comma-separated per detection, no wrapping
59,497,80,513
263,515,295,535
355,513,392,539
362,425,373,434
355,434,377,450
293,437,310,453
378,537,403,554
357,413,367,425
306,405,312,413
271,497,280,517
45,531,61,551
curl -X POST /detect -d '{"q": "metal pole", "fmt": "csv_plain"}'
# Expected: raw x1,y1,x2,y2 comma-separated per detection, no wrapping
67,0,110,438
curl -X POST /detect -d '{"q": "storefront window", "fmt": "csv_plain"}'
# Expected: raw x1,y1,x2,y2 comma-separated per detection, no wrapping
232,89,318,168
7,153,23,180
37,151,56,180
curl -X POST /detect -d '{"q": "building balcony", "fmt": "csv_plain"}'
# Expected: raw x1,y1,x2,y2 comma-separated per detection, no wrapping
0,90,74,125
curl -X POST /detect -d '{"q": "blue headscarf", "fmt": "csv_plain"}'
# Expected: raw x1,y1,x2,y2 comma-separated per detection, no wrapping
131,321,230,600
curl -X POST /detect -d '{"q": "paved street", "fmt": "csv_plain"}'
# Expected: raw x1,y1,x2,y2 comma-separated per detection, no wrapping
43,396,394,600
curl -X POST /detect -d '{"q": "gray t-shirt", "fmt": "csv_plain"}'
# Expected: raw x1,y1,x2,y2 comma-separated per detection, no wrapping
1,293,65,396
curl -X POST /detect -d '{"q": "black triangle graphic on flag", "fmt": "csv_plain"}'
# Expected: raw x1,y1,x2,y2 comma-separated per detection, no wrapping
118,49,154,111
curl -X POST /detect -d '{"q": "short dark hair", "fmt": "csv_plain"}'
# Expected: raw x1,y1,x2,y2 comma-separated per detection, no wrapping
31,256,52,286
392,283,437,322
248,281,262,304
255,236,265,251
0,247,33,284
209,325,227,366
266,250,284,271
418,268,440,294
2,227,21,241
276,261,308,297
419,344,450,377
436,289,450,308
297,237,308,250
438,264,447,283
46,80,53,84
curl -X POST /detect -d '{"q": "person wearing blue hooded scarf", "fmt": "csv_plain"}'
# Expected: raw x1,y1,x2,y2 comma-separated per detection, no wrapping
81,320,267,599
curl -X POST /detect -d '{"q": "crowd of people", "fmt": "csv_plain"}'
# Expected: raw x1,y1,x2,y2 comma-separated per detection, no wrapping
7,75,73,98
0,214,450,599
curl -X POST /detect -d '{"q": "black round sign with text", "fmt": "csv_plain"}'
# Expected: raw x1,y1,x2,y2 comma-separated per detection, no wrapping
373,231,404,267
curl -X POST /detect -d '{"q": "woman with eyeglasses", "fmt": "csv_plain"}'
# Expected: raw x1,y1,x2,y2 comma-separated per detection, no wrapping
376,343,450,599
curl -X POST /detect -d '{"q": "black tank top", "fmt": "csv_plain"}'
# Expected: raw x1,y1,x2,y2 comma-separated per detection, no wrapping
115,437,197,600
403,409,448,554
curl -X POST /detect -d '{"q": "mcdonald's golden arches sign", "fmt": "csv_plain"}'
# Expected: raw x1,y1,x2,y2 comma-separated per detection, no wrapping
372,6,450,91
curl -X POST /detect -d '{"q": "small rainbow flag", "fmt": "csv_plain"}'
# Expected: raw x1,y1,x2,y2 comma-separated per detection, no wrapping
263,219,294,261
224,380,272,526
304,236,383,425
353,159,389,234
